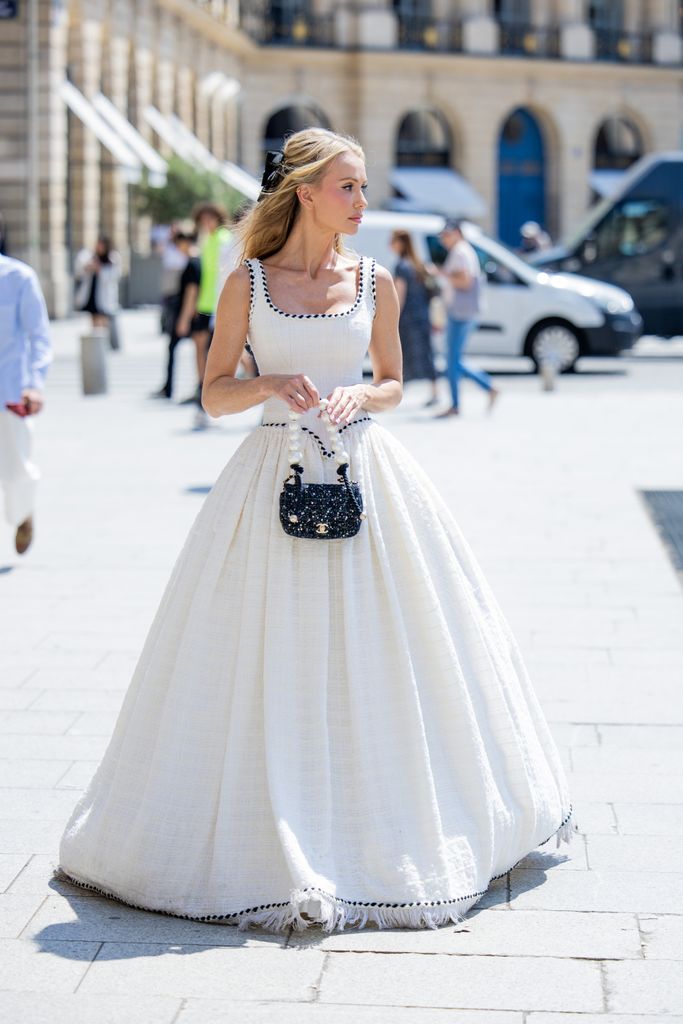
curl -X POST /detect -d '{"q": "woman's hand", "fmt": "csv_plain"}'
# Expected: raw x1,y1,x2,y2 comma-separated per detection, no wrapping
322,384,369,426
269,372,320,413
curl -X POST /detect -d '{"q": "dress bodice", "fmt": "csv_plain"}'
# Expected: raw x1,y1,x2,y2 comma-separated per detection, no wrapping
244,254,376,428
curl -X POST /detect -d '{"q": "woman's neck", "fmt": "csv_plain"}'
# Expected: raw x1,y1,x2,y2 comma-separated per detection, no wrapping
269,222,342,278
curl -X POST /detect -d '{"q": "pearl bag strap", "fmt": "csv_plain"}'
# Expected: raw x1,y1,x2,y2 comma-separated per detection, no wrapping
287,400,350,472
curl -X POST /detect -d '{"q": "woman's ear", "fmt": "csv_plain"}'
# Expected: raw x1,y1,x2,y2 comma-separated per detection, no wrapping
297,185,314,209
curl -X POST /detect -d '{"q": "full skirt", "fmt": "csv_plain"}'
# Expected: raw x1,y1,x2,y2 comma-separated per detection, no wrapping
56,419,575,932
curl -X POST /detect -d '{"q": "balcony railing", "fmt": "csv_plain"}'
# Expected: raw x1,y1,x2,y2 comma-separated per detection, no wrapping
241,9,335,48
499,21,560,58
396,15,463,53
594,28,653,63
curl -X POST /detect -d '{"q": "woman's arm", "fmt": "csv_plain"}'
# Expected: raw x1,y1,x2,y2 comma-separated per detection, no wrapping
202,266,321,417
326,265,403,424
202,266,274,416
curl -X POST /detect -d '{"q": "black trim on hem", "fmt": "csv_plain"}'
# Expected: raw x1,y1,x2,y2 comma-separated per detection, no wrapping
54,806,574,925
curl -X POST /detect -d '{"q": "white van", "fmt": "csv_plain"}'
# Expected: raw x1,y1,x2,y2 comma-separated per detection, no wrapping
353,211,642,372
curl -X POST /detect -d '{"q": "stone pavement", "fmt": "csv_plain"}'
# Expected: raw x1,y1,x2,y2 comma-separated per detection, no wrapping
1,311,682,1022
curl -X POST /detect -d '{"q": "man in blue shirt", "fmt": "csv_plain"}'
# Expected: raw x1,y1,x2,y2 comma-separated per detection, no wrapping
0,253,52,554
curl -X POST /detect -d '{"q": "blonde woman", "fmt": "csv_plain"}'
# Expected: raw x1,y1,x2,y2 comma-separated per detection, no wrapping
56,128,575,933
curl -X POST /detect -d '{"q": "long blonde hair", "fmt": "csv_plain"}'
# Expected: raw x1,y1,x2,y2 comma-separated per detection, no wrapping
236,127,365,263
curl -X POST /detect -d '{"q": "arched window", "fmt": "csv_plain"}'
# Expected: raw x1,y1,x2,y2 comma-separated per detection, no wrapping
594,117,642,171
395,108,452,168
263,104,331,160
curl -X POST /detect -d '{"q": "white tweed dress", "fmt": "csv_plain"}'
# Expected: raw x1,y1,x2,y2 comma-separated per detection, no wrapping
56,254,576,932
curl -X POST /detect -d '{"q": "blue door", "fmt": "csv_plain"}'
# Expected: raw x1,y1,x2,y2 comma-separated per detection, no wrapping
497,108,546,246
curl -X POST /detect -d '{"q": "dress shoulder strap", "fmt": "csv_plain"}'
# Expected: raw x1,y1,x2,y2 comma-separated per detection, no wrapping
362,255,377,318
242,257,261,324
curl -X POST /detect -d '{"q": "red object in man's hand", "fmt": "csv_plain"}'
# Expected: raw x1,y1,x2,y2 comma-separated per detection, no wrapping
5,401,31,418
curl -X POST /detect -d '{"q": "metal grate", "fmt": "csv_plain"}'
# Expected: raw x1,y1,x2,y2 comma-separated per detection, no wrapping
640,490,683,573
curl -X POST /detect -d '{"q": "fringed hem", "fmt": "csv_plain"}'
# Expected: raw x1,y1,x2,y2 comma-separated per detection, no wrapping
53,805,576,935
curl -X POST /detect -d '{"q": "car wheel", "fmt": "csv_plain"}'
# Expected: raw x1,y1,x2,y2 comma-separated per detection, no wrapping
526,320,582,373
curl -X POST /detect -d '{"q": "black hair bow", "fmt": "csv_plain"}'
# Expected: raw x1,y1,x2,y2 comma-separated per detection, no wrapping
258,150,286,201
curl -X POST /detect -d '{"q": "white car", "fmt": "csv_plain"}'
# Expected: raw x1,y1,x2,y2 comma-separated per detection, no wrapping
353,211,643,372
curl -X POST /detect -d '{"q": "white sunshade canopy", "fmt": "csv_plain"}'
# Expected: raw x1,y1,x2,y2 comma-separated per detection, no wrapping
93,93,167,187
60,80,141,183
589,168,627,198
143,107,261,201
389,166,486,220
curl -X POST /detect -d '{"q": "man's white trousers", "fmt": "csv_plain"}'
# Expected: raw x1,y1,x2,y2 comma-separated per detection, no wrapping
0,411,39,526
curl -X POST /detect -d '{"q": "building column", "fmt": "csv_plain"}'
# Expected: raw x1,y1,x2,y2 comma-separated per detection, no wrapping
557,0,595,59
176,56,195,130
100,0,132,272
0,0,72,313
130,0,155,253
646,0,683,63
461,0,498,55
194,39,213,148
67,0,105,259
155,7,177,157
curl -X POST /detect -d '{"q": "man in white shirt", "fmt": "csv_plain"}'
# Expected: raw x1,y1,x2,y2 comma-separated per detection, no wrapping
0,253,52,553
435,219,499,418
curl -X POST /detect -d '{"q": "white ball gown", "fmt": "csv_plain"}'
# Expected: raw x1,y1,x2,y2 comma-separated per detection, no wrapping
55,255,576,932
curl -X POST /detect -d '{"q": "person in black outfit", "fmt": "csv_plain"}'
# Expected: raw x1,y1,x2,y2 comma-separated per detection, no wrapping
151,225,201,400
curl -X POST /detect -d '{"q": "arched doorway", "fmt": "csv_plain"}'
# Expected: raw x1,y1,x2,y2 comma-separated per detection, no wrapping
497,107,546,247
590,116,643,199
395,108,452,167
262,103,331,162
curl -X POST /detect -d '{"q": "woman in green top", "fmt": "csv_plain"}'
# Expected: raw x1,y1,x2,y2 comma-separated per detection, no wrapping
191,203,233,426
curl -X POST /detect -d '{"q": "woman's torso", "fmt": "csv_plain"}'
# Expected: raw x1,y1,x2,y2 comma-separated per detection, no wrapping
244,253,376,430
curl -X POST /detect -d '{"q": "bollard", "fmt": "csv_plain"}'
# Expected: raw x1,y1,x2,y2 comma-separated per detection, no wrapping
540,352,561,392
80,327,109,395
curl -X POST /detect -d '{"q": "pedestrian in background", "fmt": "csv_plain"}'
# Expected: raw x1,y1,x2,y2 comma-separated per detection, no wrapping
389,229,439,407
159,223,189,339
0,252,52,554
190,203,233,429
74,236,121,349
211,202,258,381
518,220,552,256
151,222,201,400
435,219,499,419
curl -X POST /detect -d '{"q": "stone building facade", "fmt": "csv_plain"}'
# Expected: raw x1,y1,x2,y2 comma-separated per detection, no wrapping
0,0,681,315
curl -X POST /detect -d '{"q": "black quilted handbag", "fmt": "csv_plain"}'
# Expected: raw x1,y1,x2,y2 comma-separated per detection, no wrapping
279,405,366,539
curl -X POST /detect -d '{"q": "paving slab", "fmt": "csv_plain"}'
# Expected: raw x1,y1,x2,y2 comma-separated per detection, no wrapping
289,908,640,959
0,992,182,1024
0,894,47,938
77,943,324,1000
23,894,286,947
177,1005,522,1024
613,803,683,836
605,959,683,1014
529,1016,683,1024
319,951,603,1011
0,937,100,991
586,834,683,873
639,914,683,960
509,868,683,914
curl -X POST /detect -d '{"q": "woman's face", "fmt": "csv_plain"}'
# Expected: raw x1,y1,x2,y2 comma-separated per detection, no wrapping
303,150,368,236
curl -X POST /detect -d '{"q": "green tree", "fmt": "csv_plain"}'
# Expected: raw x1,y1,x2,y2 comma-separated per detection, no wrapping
134,156,244,223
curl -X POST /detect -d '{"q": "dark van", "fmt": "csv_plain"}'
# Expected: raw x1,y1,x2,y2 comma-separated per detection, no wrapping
530,152,683,338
